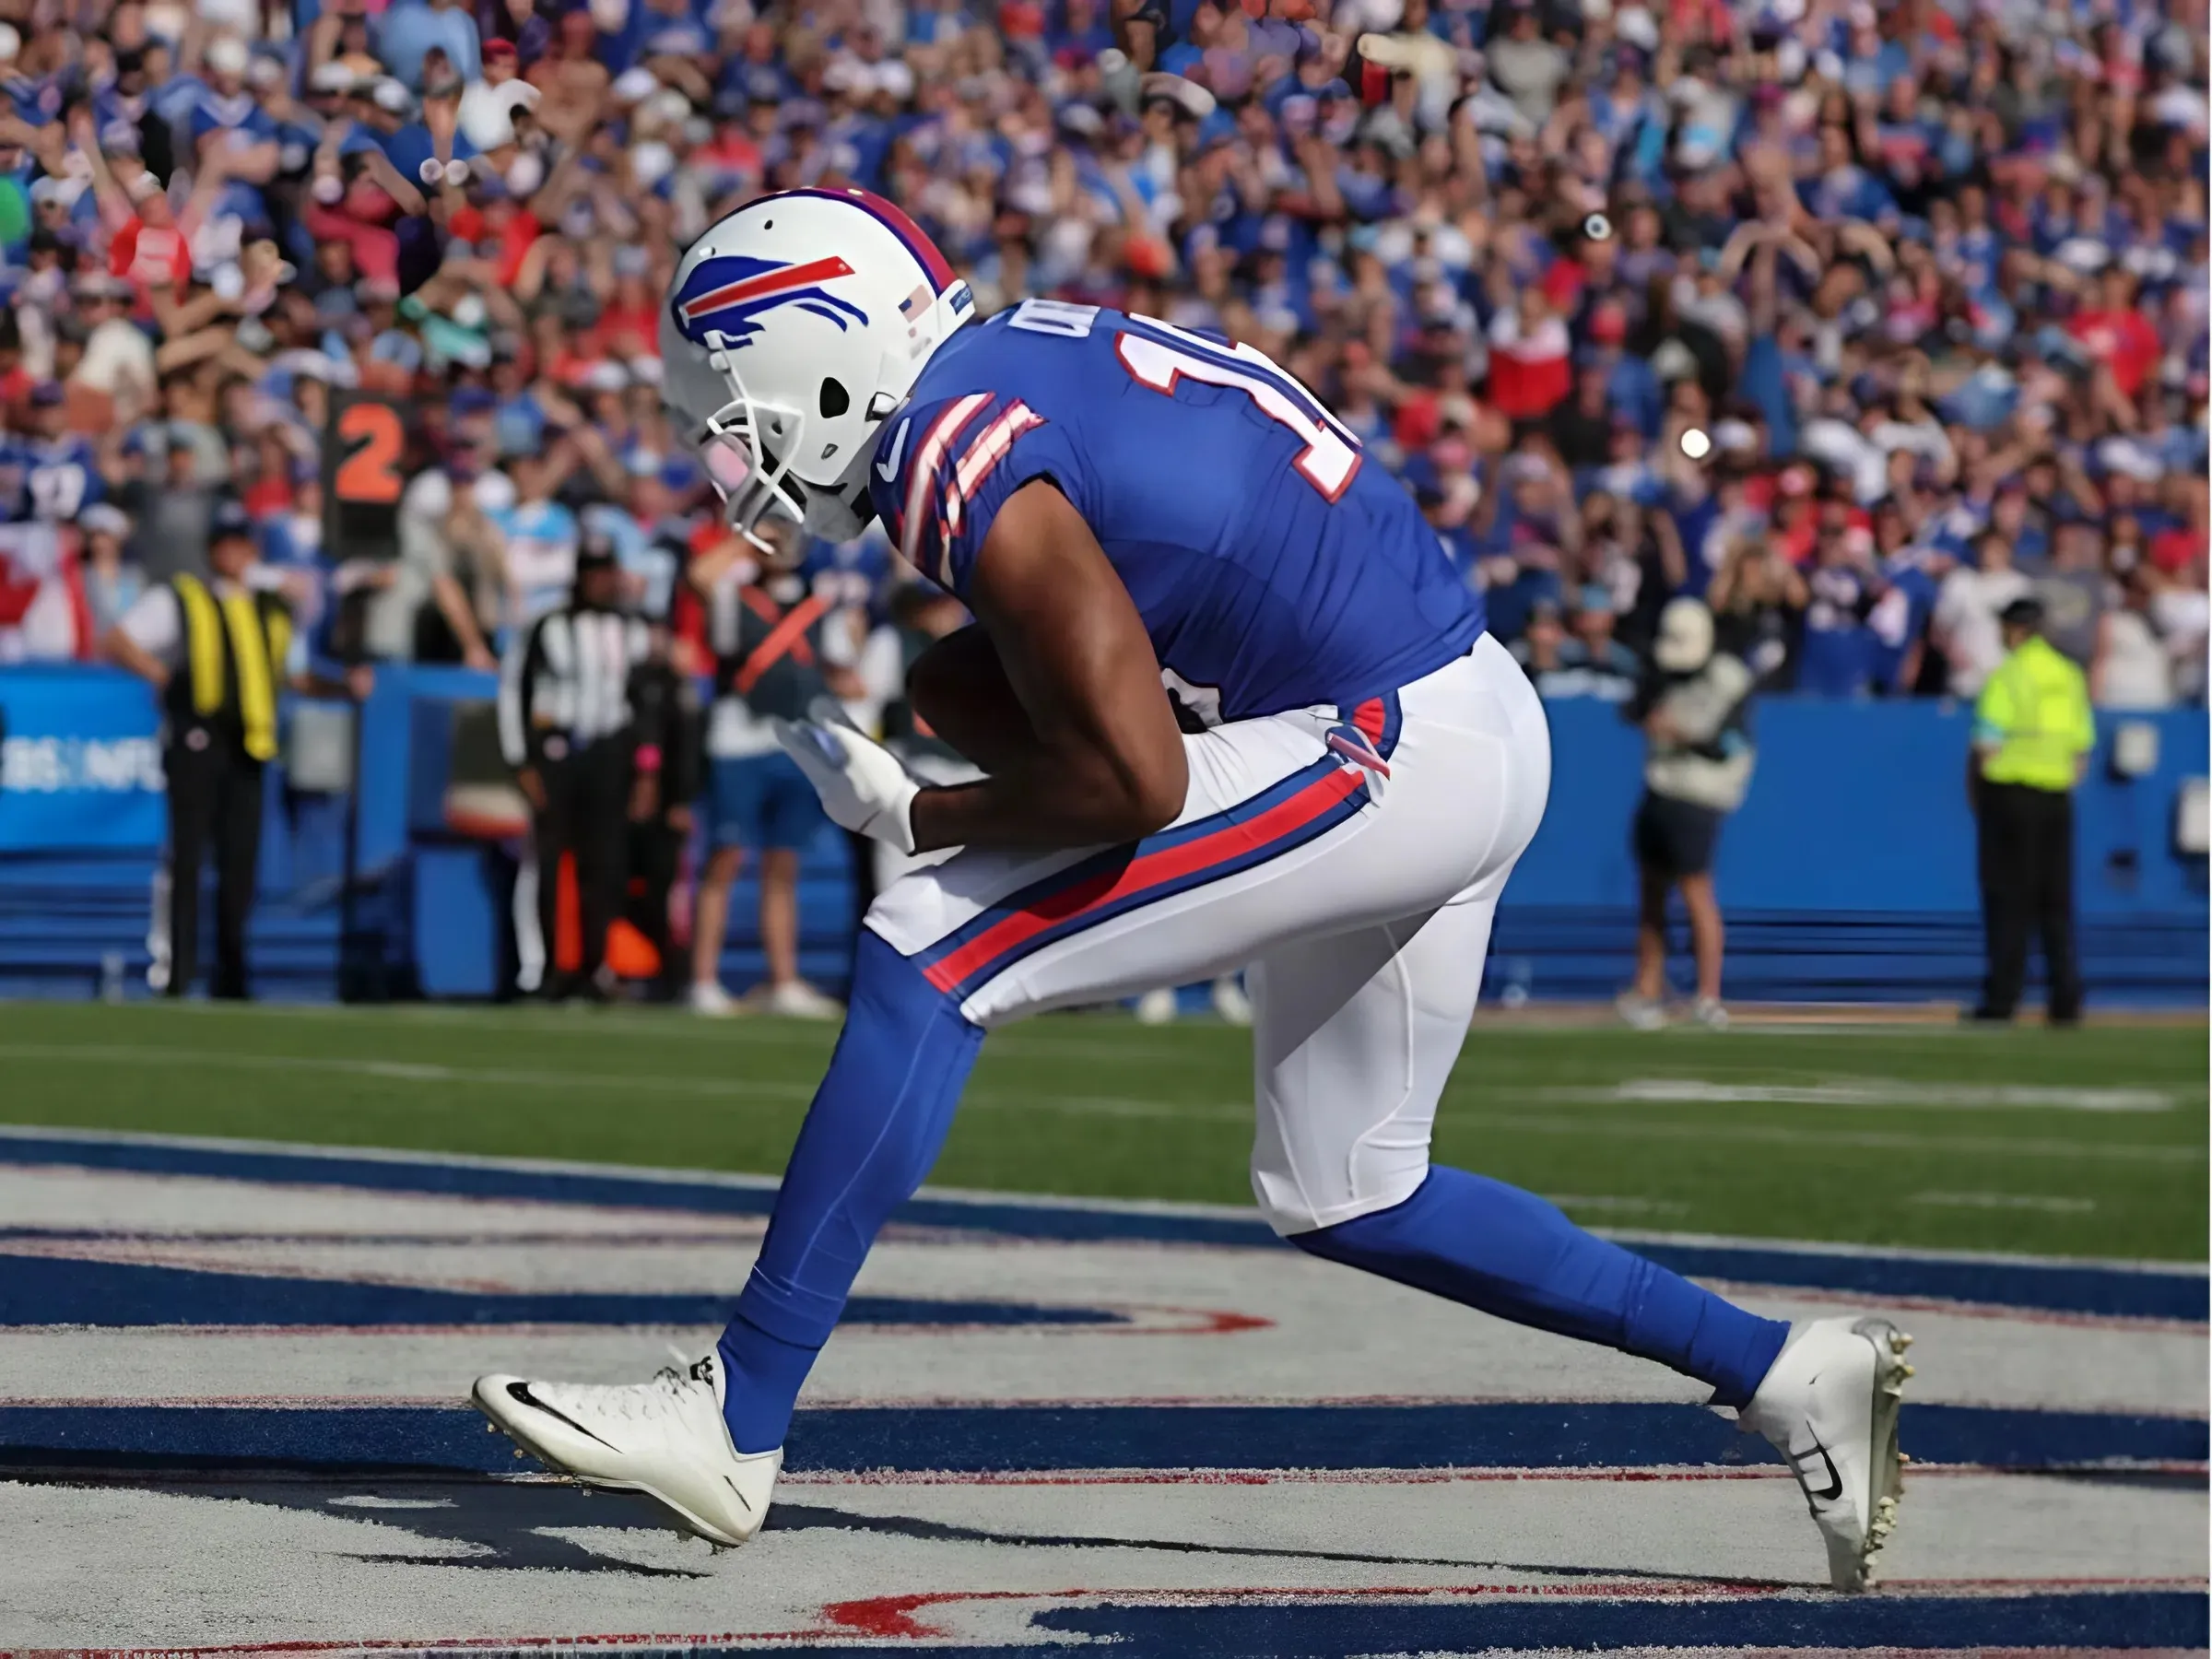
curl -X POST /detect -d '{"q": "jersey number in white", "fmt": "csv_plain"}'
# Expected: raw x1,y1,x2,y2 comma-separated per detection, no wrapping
1006,301,1362,501
1116,322,1361,501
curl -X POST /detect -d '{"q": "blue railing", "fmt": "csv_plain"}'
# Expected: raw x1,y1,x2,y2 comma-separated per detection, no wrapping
2,665,2203,1005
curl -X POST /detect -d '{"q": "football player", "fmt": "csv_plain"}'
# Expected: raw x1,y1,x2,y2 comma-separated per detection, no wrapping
473,189,1911,1591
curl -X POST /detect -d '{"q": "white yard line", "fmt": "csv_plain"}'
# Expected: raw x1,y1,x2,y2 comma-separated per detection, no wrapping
1594,1079,2173,1112
1912,1192,2100,1216
1,1042,2197,1167
1470,1111,2192,1165
1,1121,2201,1275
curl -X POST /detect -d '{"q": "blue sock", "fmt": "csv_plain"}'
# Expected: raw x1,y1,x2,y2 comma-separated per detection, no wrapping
1289,1167,1790,1408
716,929,984,1453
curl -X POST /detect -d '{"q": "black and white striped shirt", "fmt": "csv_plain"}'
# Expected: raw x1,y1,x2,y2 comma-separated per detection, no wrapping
498,606,653,769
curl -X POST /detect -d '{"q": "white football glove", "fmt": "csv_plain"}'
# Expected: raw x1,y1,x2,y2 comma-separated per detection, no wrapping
771,717,921,854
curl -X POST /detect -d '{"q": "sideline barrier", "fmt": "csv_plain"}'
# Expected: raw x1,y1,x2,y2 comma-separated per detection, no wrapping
1,665,2203,1004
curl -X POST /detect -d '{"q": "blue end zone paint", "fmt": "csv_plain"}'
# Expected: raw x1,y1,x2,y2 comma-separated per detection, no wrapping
1631,1240,2210,1325
732,1594,2210,1656
490,1594,2211,1658
958,1592,2209,1657
1,1129,2202,1321
3,1403,2199,1477
0,1257,1122,1331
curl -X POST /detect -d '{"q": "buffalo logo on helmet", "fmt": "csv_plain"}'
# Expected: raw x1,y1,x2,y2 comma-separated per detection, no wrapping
670,254,871,348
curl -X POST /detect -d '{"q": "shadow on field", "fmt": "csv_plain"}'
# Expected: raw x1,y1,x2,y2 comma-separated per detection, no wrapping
13,1470,1796,1590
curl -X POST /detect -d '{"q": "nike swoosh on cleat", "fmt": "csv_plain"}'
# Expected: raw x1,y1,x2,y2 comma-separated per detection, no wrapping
874,418,910,482
1795,1433,1845,1503
505,1381,619,1452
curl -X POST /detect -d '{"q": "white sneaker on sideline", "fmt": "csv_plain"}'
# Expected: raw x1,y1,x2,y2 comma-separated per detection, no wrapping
1210,975,1253,1027
1739,1317,1913,1591
1134,987,1178,1025
1691,995,1730,1030
689,981,737,1017
472,1351,781,1547
755,979,842,1019
1615,990,1666,1030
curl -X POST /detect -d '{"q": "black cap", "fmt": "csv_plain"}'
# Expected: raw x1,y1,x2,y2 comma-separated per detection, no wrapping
209,497,254,543
576,535,619,573
1999,595,2045,629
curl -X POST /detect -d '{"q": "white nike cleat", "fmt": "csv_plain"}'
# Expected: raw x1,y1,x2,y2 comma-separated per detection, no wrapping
471,1351,782,1547
1739,1316,1913,1592
1690,994,1730,1030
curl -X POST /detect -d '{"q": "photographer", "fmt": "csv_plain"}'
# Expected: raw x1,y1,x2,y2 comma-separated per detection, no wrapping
1706,523,1807,689
1618,597,1758,1032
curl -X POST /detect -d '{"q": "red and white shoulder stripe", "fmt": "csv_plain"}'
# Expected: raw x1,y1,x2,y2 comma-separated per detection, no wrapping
897,394,1049,588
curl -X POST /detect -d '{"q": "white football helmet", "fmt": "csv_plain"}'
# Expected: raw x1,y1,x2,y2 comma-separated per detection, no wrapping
660,187,973,546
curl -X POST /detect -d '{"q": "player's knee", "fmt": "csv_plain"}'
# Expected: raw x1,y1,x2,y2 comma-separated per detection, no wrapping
1248,1152,1431,1240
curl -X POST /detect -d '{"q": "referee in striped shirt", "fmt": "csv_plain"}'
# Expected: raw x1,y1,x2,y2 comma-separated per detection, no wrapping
498,541,653,1001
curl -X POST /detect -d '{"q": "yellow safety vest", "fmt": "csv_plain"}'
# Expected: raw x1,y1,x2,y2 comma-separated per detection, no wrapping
1973,634,2093,792
172,573,291,762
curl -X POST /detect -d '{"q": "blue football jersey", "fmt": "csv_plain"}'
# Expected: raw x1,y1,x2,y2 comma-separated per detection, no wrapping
19,436,100,524
867,301,1485,724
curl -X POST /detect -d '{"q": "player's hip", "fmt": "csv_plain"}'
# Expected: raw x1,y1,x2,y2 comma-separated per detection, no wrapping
866,633,1548,975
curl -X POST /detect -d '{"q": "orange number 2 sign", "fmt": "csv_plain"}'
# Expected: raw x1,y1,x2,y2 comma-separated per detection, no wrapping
334,402,406,505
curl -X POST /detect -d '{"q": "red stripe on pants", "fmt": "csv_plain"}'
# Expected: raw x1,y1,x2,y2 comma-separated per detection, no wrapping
922,767,1366,994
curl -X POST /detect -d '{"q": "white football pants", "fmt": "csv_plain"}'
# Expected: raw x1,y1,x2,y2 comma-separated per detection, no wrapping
866,633,1552,1235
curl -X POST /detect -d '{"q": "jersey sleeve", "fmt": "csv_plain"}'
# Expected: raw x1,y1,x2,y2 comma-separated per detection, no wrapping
867,389,1081,594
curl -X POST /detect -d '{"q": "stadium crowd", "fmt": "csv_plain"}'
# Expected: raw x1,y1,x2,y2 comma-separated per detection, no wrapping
0,0,2202,711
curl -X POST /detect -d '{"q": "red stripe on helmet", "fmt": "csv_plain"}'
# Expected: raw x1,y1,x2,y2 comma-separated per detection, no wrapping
785,187,959,294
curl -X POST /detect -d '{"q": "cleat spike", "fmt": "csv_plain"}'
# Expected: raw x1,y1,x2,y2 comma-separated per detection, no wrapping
1900,1363,1916,1379
488,1422,500,1433
513,1448,527,1459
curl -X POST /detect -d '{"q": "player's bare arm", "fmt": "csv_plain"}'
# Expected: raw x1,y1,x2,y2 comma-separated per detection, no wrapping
905,624,1038,773
907,481,1188,853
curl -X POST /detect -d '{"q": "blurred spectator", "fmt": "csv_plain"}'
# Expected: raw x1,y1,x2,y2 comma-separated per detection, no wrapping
117,437,221,588
79,504,142,640
688,519,849,1019
0,0,2183,723
1933,531,2034,700
1619,597,1758,1032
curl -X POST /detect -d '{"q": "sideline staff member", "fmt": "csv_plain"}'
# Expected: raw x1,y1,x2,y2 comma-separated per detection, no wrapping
498,541,653,1002
1970,594,2094,1025
101,500,309,999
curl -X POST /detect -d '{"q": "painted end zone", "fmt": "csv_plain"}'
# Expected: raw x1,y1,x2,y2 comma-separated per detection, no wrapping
0,1130,2203,1654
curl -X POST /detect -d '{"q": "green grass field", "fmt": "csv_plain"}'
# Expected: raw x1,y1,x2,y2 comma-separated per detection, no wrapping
0,1001,2202,1262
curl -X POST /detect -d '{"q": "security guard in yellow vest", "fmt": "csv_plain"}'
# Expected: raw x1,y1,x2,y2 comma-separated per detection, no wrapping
1969,594,2094,1025
101,500,299,1000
